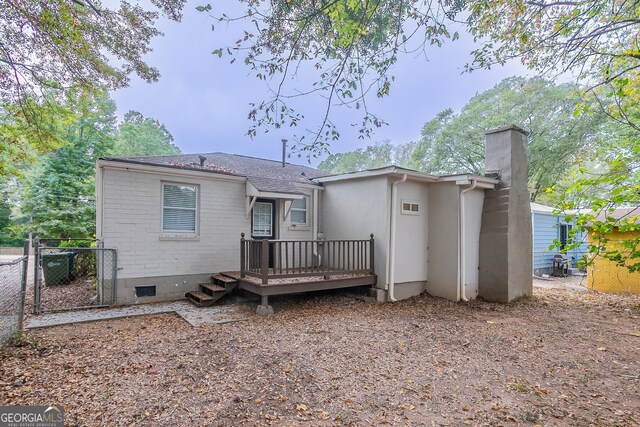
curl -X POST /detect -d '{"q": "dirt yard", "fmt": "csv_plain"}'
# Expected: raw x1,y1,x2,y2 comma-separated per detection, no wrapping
1,287,639,426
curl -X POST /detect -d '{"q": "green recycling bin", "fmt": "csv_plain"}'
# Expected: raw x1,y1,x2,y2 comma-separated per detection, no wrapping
42,252,76,286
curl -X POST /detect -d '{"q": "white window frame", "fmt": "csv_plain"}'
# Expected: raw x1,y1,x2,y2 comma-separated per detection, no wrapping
161,182,199,234
401,199,420,216
289,197,309,226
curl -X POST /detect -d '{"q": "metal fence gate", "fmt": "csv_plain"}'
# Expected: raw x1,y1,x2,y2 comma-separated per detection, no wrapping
0,254,28,345
33,238,117,314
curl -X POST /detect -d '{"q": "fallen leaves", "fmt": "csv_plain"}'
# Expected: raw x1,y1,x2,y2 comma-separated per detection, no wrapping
2,287,639,426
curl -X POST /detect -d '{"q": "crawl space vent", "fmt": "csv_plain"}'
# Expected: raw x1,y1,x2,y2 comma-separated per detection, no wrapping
135,285,156,297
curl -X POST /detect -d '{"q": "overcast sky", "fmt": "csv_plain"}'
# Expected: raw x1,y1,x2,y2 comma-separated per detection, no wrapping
112,3,529,166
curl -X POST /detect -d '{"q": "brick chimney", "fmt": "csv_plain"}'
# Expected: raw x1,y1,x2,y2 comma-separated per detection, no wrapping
478,125,533,302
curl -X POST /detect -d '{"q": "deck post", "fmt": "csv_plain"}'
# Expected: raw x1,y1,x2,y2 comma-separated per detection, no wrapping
256,295,273,315
261,239,269,284
369,234,375,275
240,233,246,278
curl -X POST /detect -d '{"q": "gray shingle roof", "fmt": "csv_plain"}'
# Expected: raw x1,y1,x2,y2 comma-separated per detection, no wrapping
246,176,302,195
100,152,325,194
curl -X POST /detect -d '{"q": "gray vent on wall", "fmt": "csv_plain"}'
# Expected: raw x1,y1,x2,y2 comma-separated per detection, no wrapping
135,285,156,297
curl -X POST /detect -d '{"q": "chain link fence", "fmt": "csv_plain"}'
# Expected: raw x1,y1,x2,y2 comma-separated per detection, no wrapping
0,254,28,346
532,247,640,294
585,237,640,294
34,238,117,313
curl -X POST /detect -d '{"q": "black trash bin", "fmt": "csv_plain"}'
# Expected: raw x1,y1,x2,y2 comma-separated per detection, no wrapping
42,252,76,285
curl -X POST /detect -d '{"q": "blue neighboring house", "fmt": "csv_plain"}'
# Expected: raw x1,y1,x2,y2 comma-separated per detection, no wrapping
531,202,587,275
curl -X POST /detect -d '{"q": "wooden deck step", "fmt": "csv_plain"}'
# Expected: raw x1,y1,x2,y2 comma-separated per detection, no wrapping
212,274,239,283
218,272,241,280
212,274,239,292
185,291,217,307
200,283,226,293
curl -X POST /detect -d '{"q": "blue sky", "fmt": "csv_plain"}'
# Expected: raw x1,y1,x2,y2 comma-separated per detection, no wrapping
112,3,528,166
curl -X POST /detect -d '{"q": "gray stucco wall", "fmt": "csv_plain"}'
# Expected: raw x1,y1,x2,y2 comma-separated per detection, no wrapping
320,176,389,287
393,180,429,297
426,181,460,301
463,189,485,299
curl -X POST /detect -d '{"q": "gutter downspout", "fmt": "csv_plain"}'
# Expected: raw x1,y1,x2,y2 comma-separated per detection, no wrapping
459,179,477,302
388,174,407,302
313,188,319,256
96,163,104,241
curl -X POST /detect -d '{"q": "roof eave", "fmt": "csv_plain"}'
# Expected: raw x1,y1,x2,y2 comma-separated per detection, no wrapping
97,159,246,182
317,166,439,183
436,174,498,189
246,181,305,199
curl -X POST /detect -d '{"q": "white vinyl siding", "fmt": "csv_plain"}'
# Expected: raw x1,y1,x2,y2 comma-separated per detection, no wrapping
290,197,308,225
162,183,198,233
252,202,273,237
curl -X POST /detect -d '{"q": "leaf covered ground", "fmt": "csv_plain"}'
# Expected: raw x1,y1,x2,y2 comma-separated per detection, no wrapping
1,287,639,426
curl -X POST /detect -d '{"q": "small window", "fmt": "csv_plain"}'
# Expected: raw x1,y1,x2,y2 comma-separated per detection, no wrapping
290,197,308,225
162,183,198,233
401,200,420,215
560,224,573,249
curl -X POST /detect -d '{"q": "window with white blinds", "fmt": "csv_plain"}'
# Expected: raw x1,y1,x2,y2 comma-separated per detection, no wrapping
162,183,198,233
252,202,273,237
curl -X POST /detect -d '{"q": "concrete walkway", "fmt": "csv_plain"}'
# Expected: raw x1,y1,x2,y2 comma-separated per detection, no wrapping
533,275,589,292
26,301,249,329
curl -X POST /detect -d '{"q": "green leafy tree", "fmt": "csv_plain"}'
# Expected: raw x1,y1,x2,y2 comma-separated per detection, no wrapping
0,0,186,175
463,0,640,270
553,125,640,271
405,109,454,171
318,141,400,173
0,93,77,176
465,0,639,127
410,77,609,202
0,178,23,246
13,95,179,238
112,111,181,157
320,77,610,202
19,93,117,238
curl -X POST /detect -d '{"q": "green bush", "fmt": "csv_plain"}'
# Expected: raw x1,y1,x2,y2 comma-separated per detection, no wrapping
58,240,97,278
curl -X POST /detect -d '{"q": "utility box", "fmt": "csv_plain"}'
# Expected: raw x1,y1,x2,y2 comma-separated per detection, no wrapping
42,252,76,285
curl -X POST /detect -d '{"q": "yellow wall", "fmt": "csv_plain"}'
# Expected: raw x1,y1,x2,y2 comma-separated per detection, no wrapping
587,229,640,294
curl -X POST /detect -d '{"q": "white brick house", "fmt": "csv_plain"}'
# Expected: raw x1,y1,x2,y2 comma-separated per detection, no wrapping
97,126,533,309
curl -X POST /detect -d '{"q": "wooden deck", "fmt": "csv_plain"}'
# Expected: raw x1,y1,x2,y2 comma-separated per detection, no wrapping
235,234,377,304
222,271,377,296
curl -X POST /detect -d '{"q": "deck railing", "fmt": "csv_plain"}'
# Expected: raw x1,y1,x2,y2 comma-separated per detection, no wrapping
240,233,375,284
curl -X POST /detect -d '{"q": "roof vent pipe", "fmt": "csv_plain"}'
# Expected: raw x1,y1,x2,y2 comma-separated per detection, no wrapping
282,139,287,167
198,155,206,167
